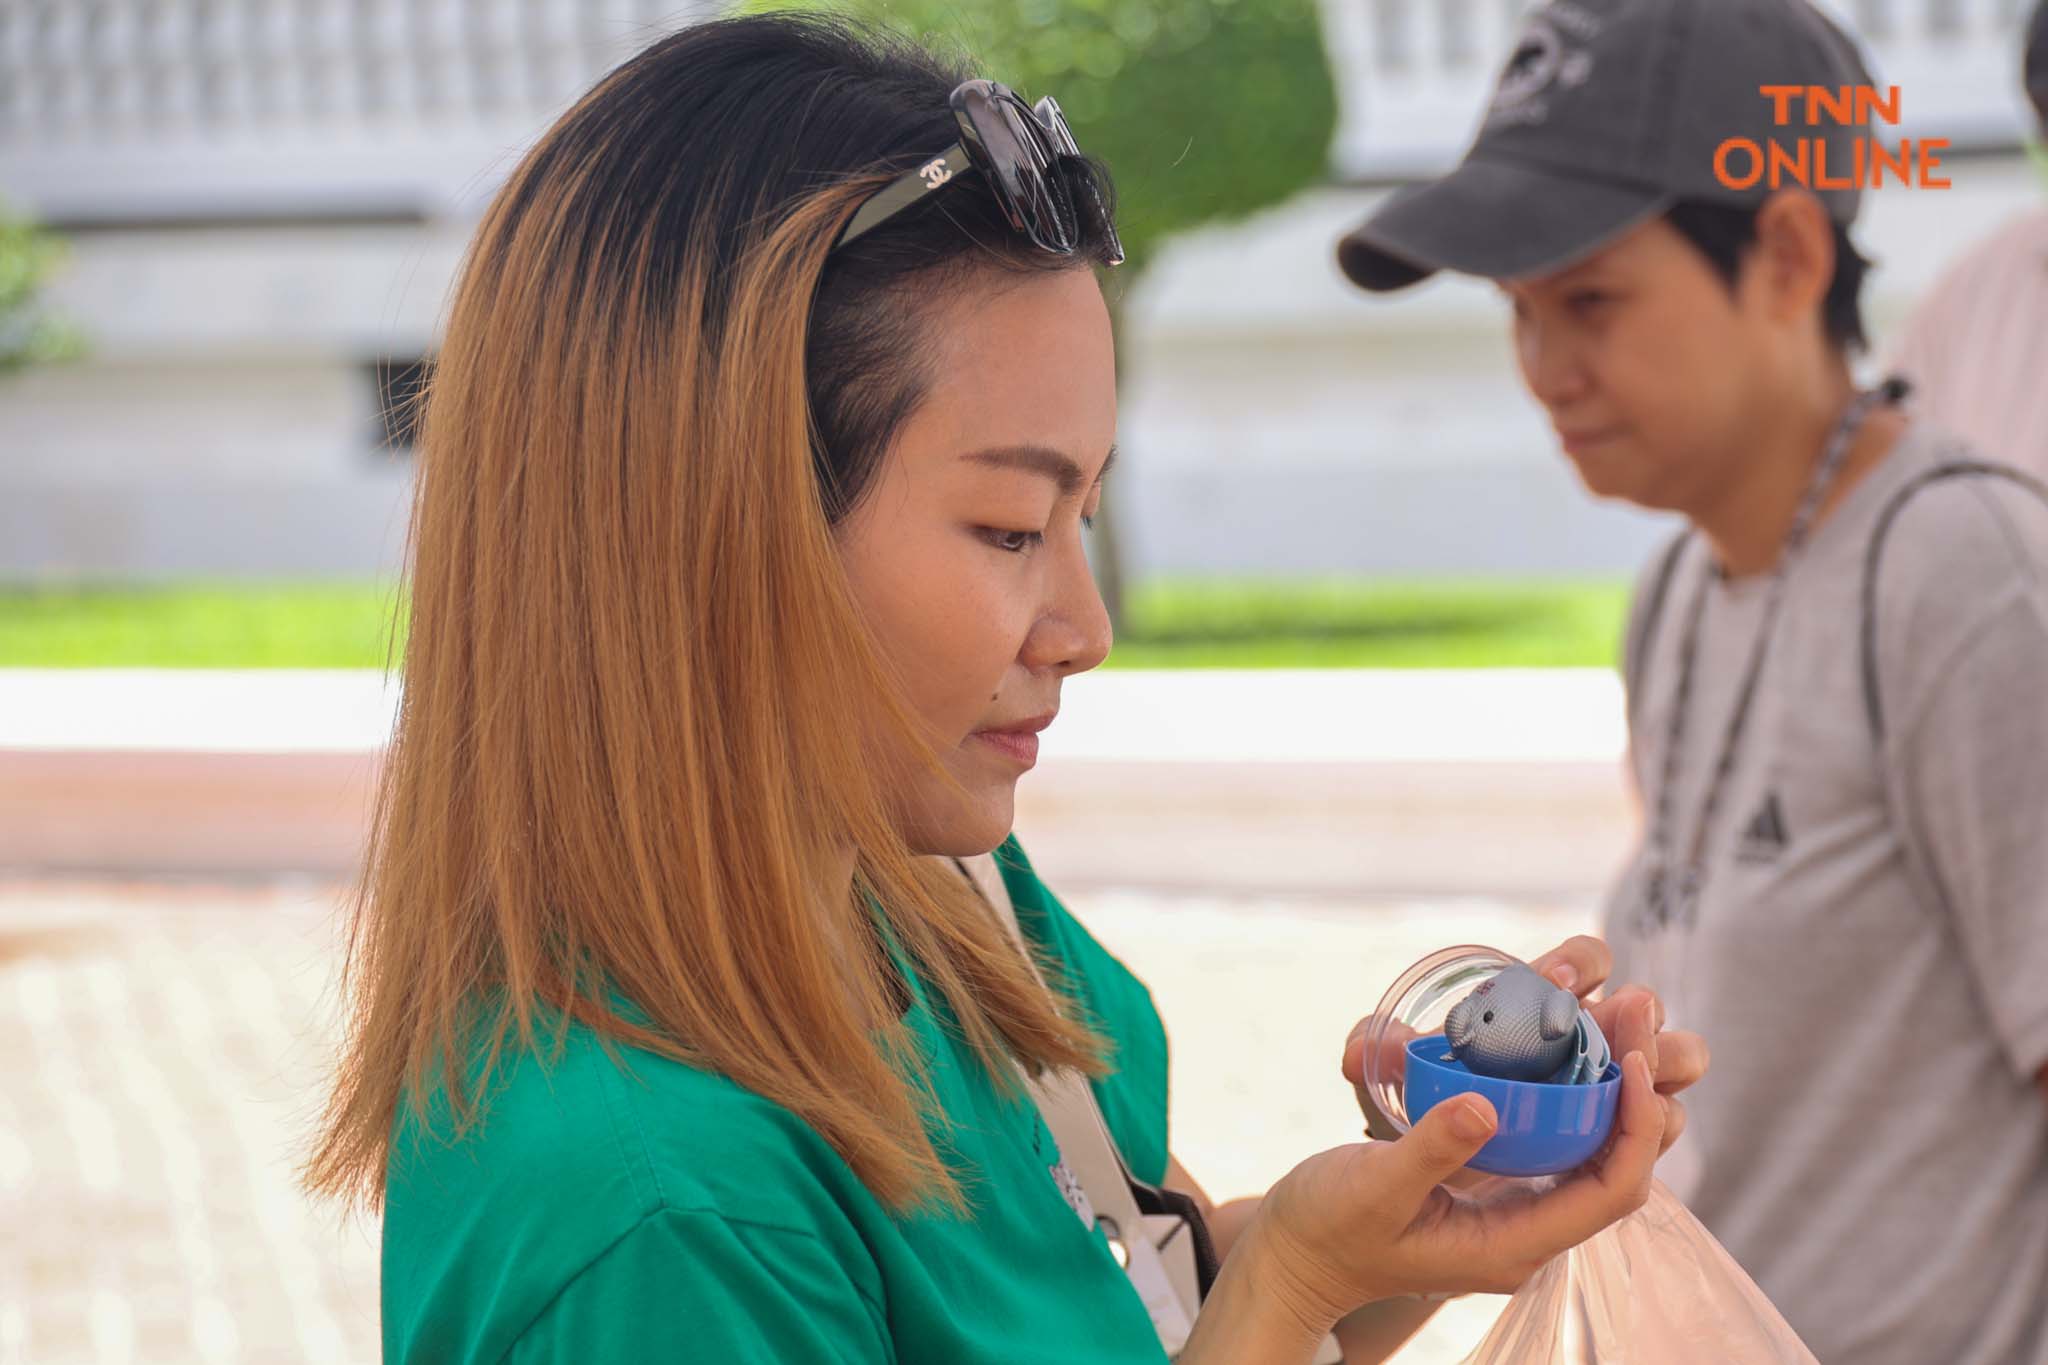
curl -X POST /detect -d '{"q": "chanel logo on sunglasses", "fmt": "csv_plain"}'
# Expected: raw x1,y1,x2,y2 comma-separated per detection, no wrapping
830,78,1123,265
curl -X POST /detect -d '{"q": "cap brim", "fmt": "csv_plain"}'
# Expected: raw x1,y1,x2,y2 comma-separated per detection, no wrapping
1337,157,1671,293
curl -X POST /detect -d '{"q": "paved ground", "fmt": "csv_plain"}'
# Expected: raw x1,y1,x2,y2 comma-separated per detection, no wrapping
0,877,376,1364
0,875,1593,1364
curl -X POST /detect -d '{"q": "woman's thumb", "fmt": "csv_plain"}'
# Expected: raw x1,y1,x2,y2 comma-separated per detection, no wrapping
1386,1095,1496,1201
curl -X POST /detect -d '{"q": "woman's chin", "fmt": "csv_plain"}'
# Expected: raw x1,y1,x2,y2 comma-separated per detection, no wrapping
900,784,1018,859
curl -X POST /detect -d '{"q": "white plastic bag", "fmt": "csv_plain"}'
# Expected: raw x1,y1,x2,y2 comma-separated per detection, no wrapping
1461,1179,1817,1364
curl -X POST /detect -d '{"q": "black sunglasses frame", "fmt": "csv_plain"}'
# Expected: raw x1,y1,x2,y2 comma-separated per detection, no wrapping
832,79,1124,266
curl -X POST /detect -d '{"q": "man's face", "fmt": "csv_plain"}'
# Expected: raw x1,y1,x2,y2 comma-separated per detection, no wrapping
1501,217,1775,513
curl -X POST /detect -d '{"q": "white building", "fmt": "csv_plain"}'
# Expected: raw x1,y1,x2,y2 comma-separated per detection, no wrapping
0,0,715,579
0,0,2040,582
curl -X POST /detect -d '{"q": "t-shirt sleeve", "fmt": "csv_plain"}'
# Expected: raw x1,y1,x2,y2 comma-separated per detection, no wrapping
993,836,1172,1187
1890,570,2048,1082
502,1208,893,1365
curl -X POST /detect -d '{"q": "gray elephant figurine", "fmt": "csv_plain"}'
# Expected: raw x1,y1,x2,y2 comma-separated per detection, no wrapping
1444,962,1611,1085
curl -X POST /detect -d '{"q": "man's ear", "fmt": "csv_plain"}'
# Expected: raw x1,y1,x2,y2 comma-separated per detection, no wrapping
1749,188,1836,331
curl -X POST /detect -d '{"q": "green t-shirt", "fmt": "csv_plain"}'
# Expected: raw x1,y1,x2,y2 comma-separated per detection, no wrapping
382,837,1174,1363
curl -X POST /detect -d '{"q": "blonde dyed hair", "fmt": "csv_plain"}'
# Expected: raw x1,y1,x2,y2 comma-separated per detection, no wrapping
304,21,1113,1216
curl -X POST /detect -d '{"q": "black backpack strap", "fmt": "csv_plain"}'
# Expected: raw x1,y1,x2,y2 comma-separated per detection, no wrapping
1624,527,1695,735
1131,1175,1222,1298
1860,457,2048,745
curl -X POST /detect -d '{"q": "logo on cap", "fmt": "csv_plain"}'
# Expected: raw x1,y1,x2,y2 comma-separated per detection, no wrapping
1487,6,1598,129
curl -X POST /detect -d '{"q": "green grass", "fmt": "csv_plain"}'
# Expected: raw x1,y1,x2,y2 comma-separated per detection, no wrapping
0,578,1627,670
1104,578,1628,669
0,582,409,669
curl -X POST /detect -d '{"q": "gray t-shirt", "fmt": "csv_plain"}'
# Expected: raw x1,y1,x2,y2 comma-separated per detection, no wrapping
1604,420,2048,1365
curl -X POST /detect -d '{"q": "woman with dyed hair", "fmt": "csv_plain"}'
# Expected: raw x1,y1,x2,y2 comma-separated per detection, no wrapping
306,14,1698,1362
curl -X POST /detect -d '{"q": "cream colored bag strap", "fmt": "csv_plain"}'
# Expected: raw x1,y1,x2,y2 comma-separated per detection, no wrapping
959,853,1199,1351
957,853,1343,1365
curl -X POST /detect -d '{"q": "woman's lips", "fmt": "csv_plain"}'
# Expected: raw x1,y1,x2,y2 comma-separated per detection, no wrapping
972,730,1039,766
971,713,1054,767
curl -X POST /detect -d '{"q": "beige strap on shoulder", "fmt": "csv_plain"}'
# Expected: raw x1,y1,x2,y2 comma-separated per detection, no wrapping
958,853,1343,1365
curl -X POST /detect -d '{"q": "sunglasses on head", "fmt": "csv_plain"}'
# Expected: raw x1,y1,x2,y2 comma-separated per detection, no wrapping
832,78,1124,265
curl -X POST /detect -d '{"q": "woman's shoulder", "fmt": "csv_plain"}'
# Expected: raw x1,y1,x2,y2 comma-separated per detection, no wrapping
383,1016,886,1363
388,1010,872,1212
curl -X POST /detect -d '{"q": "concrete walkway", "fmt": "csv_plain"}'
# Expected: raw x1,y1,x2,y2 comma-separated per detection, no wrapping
0,667,1636,895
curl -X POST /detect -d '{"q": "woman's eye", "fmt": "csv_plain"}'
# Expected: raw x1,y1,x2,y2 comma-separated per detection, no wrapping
1568,290,1612,313
982,527,1044,554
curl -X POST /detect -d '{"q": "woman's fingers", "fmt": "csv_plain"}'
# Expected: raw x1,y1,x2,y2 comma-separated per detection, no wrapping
1341,1018,1368,1086
1658,1097,1689,1153
1602,995,1659,1076
1651,1030,1709,1095
1580,1049,1664,1208
1620,983,1665,1032
1271,1050,1670,1308
1375,1094,1499,1223
1341,1015,1416,1089
1527,936,1613,999
1479,1050,1664,1260
1586,985,1660,1041
1587,988,1706,1100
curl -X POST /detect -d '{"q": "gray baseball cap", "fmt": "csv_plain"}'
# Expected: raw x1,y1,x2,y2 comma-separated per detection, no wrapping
1338,0,1877,293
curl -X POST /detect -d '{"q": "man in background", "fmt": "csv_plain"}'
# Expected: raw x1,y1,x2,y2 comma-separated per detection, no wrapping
1334,1,2048,1361
1886,0,2048,470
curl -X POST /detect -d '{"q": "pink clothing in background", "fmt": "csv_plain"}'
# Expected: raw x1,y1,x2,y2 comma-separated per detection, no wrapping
1887,208,2048,475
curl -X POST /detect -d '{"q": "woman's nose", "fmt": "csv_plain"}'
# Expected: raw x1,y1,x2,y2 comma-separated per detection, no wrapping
1026,539,1113,675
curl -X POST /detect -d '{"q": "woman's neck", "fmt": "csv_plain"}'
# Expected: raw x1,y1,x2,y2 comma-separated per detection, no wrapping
1689,371,1904,579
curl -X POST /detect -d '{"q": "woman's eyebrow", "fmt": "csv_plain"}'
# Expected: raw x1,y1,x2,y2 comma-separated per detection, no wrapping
963,443,1117,496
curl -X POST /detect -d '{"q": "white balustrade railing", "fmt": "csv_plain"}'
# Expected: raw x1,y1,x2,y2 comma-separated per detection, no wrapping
0,0,2036,220
0,0,717,223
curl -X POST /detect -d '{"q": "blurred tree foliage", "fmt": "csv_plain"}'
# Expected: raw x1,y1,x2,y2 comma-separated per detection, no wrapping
766,0,1339,279
0,200,81,376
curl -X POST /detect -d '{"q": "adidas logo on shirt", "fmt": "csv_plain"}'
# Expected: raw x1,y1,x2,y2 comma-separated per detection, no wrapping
1737,791,1791,863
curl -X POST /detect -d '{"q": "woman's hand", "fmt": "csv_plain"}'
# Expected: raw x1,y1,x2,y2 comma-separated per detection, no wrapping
1342,935,1709,1156
1530,936,1709,1155
1239,1044,1664,1336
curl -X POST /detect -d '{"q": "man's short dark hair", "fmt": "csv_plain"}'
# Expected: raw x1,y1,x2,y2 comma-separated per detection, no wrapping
1664,200,1871,354
2027,0,2048,133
